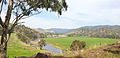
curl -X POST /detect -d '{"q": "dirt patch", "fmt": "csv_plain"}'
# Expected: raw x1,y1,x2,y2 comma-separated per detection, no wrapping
85,42,120,57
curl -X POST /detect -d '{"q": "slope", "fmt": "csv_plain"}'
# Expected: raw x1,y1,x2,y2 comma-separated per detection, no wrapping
7,33,47,58
67,25,120,39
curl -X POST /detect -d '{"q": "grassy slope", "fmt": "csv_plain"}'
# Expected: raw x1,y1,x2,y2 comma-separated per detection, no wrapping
45,37,120,50
81,43,120,58
7,33,47,58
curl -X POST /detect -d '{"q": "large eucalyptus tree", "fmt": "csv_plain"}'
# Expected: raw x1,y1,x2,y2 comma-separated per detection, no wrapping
0,0,67,58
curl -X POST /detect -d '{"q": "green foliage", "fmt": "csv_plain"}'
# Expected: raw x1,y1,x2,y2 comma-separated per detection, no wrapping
12,0,67,16
70,40,86,51
45,37,120,50
38,39,46,50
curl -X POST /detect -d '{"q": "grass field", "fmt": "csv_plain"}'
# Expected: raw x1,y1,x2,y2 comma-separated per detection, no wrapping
5,35,120,58
7,33,47,58
45,37,120,50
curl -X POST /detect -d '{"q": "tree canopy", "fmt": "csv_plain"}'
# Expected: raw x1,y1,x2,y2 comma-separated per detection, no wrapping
0,0,68,30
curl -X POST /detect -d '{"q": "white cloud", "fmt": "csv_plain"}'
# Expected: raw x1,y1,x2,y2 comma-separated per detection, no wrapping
22,0,120,29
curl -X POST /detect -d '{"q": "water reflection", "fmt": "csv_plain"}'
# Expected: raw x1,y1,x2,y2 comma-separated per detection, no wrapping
44,43,63,54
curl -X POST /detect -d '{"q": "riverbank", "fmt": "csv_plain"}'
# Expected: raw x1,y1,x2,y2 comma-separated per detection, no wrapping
7,34,49,58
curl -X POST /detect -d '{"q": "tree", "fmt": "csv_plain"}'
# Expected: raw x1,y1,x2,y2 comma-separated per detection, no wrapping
70,40,86,51
38,39,46,50
0,0,67,58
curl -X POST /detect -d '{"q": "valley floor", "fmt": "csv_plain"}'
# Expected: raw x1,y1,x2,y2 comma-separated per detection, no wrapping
45,37,120,58
7,35,120,58
45,37,119,50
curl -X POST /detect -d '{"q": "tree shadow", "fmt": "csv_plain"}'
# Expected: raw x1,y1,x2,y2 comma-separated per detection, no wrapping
104,47,120,54
51,56,83,58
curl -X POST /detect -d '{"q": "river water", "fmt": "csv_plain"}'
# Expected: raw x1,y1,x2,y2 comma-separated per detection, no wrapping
32,38,64,54
44,43,63,54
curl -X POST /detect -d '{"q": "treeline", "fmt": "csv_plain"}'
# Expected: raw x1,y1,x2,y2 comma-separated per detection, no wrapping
15,25,47,43
0,25,46,43
67,26,120,39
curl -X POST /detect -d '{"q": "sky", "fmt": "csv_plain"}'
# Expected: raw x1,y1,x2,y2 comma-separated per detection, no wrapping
21,0,120,29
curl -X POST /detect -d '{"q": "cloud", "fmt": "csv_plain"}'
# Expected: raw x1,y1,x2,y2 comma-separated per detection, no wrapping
22,0,120,29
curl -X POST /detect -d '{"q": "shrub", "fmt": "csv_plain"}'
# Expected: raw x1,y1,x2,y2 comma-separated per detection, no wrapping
38,39,46,50
70,40,86,51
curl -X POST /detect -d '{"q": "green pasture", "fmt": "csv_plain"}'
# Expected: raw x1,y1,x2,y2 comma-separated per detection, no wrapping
45,37,120,50
7,34,47,58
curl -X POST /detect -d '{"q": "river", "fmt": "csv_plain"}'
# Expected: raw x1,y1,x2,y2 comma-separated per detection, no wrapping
31,38,64,54
44,43,63,54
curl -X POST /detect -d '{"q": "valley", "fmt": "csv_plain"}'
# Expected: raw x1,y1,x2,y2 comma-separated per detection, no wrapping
1,25,120,58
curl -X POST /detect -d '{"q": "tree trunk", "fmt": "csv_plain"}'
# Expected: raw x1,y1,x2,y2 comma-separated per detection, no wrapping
0,45,7,58
0,0,14,57
0,28,9,58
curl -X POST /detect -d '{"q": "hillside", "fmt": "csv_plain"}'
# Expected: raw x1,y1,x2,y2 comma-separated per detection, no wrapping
46,28,75,34
15,25,47,43
0,25,46,43
7,33,48,58
67,25,120,39
0,25,48,57
77,25,114,30
8,33,38,58
36,28,55,33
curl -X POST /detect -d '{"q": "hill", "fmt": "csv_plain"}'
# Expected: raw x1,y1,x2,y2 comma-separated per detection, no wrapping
7,33,39,58
78,25,109,30
15,25,47,43
0,25,46,43
67,25,120,39
36,28,55,33
46,28,75,34
7,33,48,58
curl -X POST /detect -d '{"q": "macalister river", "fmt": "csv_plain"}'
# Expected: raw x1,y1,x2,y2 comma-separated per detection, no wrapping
31,38,64,54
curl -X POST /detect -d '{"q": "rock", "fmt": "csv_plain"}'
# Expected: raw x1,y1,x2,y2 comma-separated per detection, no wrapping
18,53,51,58
34,53,51,58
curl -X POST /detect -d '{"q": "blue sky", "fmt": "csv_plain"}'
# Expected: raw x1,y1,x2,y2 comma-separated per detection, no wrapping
21,0,120,29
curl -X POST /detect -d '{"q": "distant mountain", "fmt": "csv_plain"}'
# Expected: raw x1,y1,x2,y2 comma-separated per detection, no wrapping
37,28,45,30
36,28,55,33
67,25,120,39
78,25,120,30
46,28,75,34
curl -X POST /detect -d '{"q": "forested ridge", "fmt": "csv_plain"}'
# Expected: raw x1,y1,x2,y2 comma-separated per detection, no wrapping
67,25,120,39
0,25,46,43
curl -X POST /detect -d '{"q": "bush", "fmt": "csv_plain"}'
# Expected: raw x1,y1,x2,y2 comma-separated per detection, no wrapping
38,39,46,50
70,40,86,51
